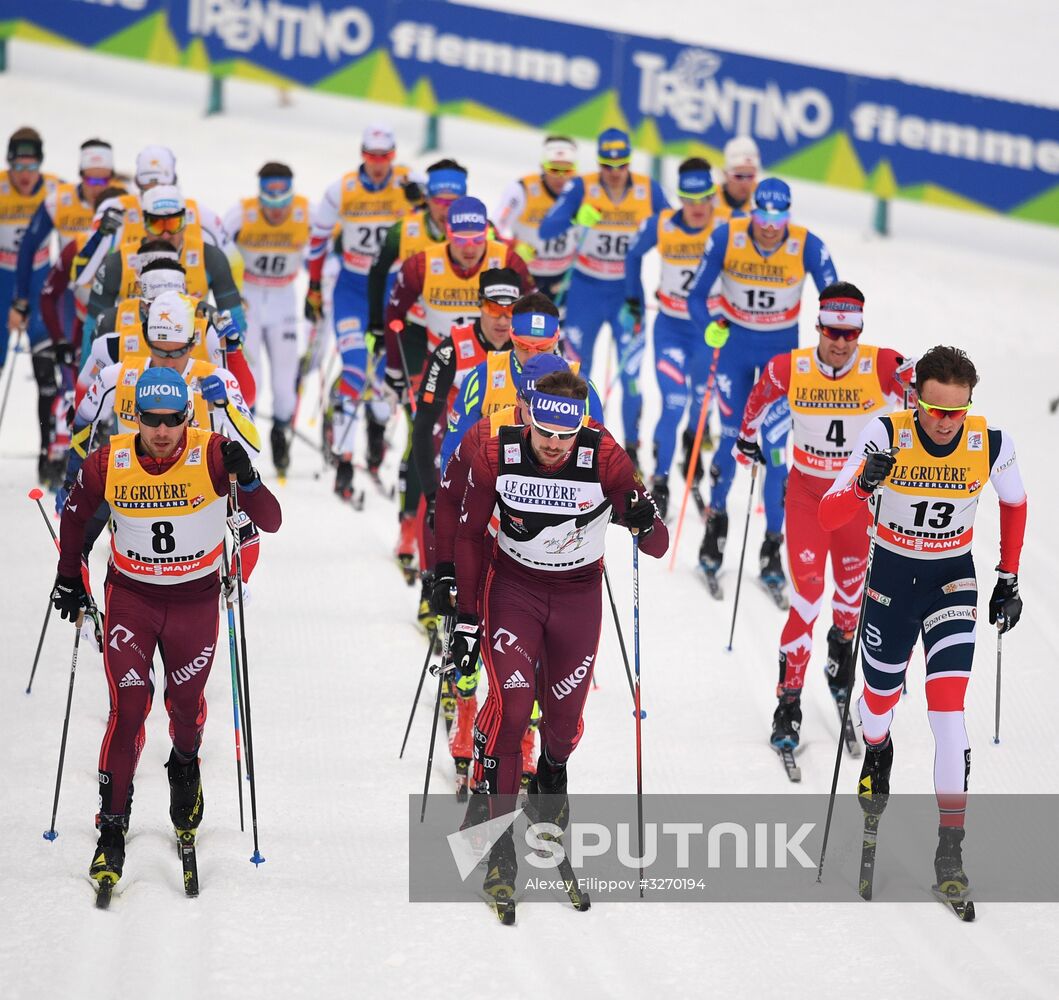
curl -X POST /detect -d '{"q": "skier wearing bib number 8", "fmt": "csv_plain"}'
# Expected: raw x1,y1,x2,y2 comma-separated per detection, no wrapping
686,178,837,599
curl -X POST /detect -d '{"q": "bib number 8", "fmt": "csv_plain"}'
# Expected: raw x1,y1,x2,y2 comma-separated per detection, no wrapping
151,521,175,554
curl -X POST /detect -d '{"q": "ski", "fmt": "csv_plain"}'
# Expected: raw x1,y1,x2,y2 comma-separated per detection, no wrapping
177,830,200,898
356,464,395,499
932,884,975,921
94,876,116,910
858,811,880,900
485,890,517,925
555,853,591,911
454,759,471,802
833,694,862,757
758,577,790,610
441,679,456,735
397,555,418,586
776,746,801,781
698,564,723,600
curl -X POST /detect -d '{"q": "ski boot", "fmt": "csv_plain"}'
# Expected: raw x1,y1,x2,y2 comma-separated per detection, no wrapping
334,459,354,502
527,748,569,831
698,508,728,573
450,693,476,801
624,441,640,474
95,781,134,834
270,420,291,478
770,688,802,750
89,813,127,886
395,514,418,584
482,828,518,924
418,572,437,633
166,748,204,833
825,625,854,702
759,531,788,607
680,429,706,482
934,825,971,898
858,734,893,816
650,476,670,522
366,410,387,476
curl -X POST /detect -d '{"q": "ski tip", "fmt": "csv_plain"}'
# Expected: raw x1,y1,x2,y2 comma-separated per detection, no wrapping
42,829,58,841
250,852,267,867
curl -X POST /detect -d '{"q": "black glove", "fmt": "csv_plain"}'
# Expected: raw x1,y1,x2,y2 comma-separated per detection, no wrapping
304,279,323,323
857,448,897,493
430,561,457,615
989,571,1022,633
219,439,257,485
384,366,407,405
403,180,425,205
735,437,764,465
425,493,437,532
625,297,644,323
53,340,76,369
623,489,657,537
51,573,87,623
11,298,29,321
450,614,481,679
98,205,125,237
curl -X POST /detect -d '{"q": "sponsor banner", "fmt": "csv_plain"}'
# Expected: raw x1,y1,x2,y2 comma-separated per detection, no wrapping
6,2,1059,223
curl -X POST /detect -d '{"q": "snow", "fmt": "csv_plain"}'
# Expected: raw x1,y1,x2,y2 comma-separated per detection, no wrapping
3,33,1059,1000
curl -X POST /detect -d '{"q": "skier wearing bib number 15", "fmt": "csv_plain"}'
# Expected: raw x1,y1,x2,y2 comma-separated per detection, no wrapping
686,178,837,601
819,345,1026,906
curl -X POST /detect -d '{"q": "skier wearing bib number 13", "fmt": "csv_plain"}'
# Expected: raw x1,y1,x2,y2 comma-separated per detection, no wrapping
819,345,1026,906
686,177,837,603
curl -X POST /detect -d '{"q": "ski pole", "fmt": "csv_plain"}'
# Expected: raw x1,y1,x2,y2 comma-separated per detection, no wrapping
726,459,760,651
993,627,1003,745
229,477,265,865
0,330,21,439
400,628,437,759
221,546,246,832
631,531,645,898
603,561,637,706
816,462,893,883
669,346,721,571
392,320,417,418
43,608,84,841
421,614,454,822
25,594,54,694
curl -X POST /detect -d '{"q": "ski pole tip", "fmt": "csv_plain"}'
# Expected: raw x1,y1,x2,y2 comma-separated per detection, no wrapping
250,851,266,866
42,829,58,841
28,487,44,500
993,737,1001,745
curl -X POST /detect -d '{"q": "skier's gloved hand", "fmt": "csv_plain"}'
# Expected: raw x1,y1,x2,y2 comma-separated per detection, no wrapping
620,298,644,336
989,571,1022,633
856,448,897,494
304,279,323,323
733,436,764,467
623,489,657,537
430,561,457,615
55,483,72,516
219,439,257,486
450,615,481,679
98,205,125,237
402,179,425,205
214,310,243,348
575,203,603,227
705,319,729,349
199,374,228,407
383,367,407,406
51,573,88,623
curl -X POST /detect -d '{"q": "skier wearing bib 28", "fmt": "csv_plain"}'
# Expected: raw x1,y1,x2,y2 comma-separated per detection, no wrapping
453,369,668,913
735,283,913,751
819,345,1026,903
686,178,837,598
50,366,281,898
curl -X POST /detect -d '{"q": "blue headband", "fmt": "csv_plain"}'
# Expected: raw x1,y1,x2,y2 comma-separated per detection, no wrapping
530,392,584,430
678,170,716,200
426,168,467,198
511,311,560,342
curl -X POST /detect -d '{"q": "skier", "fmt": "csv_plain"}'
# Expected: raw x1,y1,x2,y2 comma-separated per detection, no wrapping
383,196,531,575
452,367,667,913
623,157,718,518
819,344,1026,902
538,127,668,460
492,135,580,302
686,177,837,601
733,283,913,751
49,365,281,895
713,136,759,224
225,162,311,475
410,268,519,628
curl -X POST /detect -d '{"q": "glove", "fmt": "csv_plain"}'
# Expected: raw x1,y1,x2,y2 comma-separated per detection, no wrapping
52,341,76,369
98,205,124,237
856,448,897,493
304,279,323,323
513,240,536,264
705,319,730,349
989,571,1022,633
199,374,229,407
51,573,88,623
402,180,425,205
623,489,656,537
450,614,481,679
214,310,243,348
620,298,644,335
430,561,456,615
574,203,603,227
733,437,764,467
425,493,437,532
219,439,257,485
384,366,407,406
56,483,72,516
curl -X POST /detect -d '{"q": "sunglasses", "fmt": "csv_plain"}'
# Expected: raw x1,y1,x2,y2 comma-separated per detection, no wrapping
9,160,41,173
81,174,113,187
543,163,576,174
511,334,559,354
147,340,193,359
138,409,187,427
362,149,395,164
260,192,293,209
530,414,579,440
600,162,629,172
729,172,756,181
752,210,789,228
448,231,485,247
481,299,515,318
144,213,186,236
918,399,971,420
819,324,862,342
679,188,717,203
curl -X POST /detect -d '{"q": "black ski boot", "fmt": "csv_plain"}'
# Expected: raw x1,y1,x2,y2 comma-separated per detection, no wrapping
680,429,705,483
698,508,728,572
527,748,569,830
366,411,387,475
934,825,970,893
770,688,802,750
418,571,437,633
825,625,854,700
624,441,640,474
166,748,204,833
334,460,354,501
270,420,291,475
858,735,893,815
759,531,786,586
96,781,134,834
650,476,670,521
89,814,126,885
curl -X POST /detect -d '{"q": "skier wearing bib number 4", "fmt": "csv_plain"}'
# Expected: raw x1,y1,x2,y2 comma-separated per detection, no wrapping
686,178,837,602
735,283,913,751
819,345,1026,909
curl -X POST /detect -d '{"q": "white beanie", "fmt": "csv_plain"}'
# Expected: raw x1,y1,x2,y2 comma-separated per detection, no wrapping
135,145,177,187
724,136,761,172
142,184,186,217
79,142,114,173
542,136,577,166
147,290,195,346
362,123,396,153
